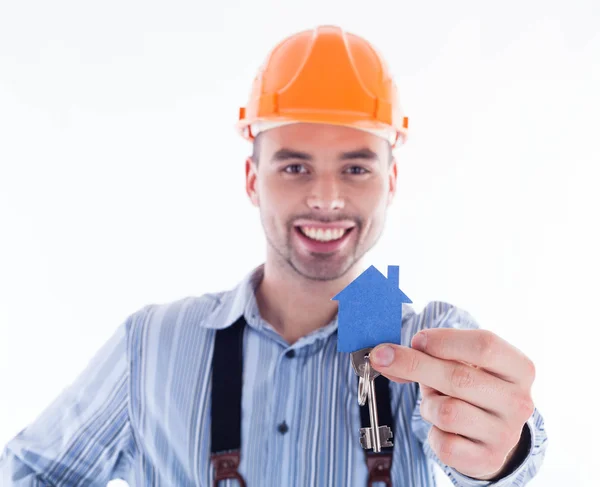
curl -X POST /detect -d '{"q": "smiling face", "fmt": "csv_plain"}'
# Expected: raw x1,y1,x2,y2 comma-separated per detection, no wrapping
245,122,398,281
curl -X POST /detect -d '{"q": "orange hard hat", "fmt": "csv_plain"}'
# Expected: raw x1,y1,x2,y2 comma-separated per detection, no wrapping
236,25,409,147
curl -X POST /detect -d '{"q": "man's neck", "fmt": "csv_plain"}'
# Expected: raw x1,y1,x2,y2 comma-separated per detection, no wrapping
255,260,362,345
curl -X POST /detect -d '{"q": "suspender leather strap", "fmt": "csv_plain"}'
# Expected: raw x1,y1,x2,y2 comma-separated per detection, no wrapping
360,375,394,486
210,315,394,486
210,316,246,486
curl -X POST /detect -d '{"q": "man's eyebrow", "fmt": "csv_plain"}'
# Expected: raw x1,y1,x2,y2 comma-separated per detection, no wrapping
271,148,313,162
339,148,379,161
270,147,380,163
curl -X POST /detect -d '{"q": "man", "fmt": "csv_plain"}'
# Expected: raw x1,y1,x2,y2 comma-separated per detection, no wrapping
0,25,547,486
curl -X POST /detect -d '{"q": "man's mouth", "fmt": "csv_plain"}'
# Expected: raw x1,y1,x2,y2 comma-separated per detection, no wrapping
292,221,357,254
297,226,352,242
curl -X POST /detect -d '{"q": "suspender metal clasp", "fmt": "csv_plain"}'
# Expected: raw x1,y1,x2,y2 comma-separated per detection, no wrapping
210,450,246,486
366,452,393,487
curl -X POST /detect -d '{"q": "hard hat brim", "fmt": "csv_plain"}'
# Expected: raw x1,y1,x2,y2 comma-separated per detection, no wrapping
236,111,408,147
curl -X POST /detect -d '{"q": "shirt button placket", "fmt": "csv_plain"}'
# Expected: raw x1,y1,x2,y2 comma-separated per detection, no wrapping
271,347,297,480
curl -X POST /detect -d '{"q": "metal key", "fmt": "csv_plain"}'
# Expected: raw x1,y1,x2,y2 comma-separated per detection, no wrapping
351,347,393,452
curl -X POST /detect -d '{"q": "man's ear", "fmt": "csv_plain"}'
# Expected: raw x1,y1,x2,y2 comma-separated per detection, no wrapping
245,157,259,206
387,157,398,206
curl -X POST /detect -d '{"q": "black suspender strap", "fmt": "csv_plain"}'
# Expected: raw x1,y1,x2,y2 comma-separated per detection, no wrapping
210,315,394,486
210,315,246,486
360,375,394,486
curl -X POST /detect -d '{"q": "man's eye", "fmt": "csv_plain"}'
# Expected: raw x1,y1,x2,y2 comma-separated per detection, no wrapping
284,164,307,174
345,166,368,175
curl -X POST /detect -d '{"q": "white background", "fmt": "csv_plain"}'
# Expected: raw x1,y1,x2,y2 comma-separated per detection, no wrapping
1,1,598,485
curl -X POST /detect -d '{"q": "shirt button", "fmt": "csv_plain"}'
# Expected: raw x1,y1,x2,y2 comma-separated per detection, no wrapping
277,421,289,434
285,349,295,358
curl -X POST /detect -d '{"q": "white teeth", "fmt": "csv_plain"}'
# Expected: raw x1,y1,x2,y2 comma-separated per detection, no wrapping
300,226,347,242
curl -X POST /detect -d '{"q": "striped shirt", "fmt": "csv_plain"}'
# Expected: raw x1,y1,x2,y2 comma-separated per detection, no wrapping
0,264,547,486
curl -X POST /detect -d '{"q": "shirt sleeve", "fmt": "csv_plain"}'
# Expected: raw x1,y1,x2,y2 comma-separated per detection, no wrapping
0,316,139,486
408,301,548,486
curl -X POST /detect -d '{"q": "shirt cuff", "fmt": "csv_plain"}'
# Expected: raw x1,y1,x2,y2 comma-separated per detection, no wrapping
433,418,536,486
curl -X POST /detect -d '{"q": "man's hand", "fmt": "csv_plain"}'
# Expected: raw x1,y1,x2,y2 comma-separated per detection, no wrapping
370,328,535,480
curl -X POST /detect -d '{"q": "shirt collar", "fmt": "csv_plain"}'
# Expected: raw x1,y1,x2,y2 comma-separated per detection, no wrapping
200,263,339,350
200,263,264,330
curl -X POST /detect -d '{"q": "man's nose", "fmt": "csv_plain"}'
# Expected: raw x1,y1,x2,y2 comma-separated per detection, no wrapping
306,176,345,211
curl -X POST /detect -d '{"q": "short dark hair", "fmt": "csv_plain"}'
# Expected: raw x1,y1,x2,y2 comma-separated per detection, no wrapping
250,131,394,165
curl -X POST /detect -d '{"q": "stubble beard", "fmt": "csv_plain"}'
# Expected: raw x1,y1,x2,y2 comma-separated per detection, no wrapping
263,216,377,282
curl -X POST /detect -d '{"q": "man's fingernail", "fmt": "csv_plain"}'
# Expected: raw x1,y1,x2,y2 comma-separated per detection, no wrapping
371,345,394,366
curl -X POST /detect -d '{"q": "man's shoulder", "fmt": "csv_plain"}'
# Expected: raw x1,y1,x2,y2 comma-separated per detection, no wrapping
123,287,239,340
402,300,481,336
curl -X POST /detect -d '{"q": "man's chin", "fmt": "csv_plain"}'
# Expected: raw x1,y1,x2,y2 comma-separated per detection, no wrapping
289,256,355,282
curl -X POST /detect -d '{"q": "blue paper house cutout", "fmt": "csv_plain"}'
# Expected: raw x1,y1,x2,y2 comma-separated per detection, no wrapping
332,265,412,352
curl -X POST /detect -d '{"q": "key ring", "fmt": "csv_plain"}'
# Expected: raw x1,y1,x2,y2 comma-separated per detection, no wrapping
358,360,371,406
